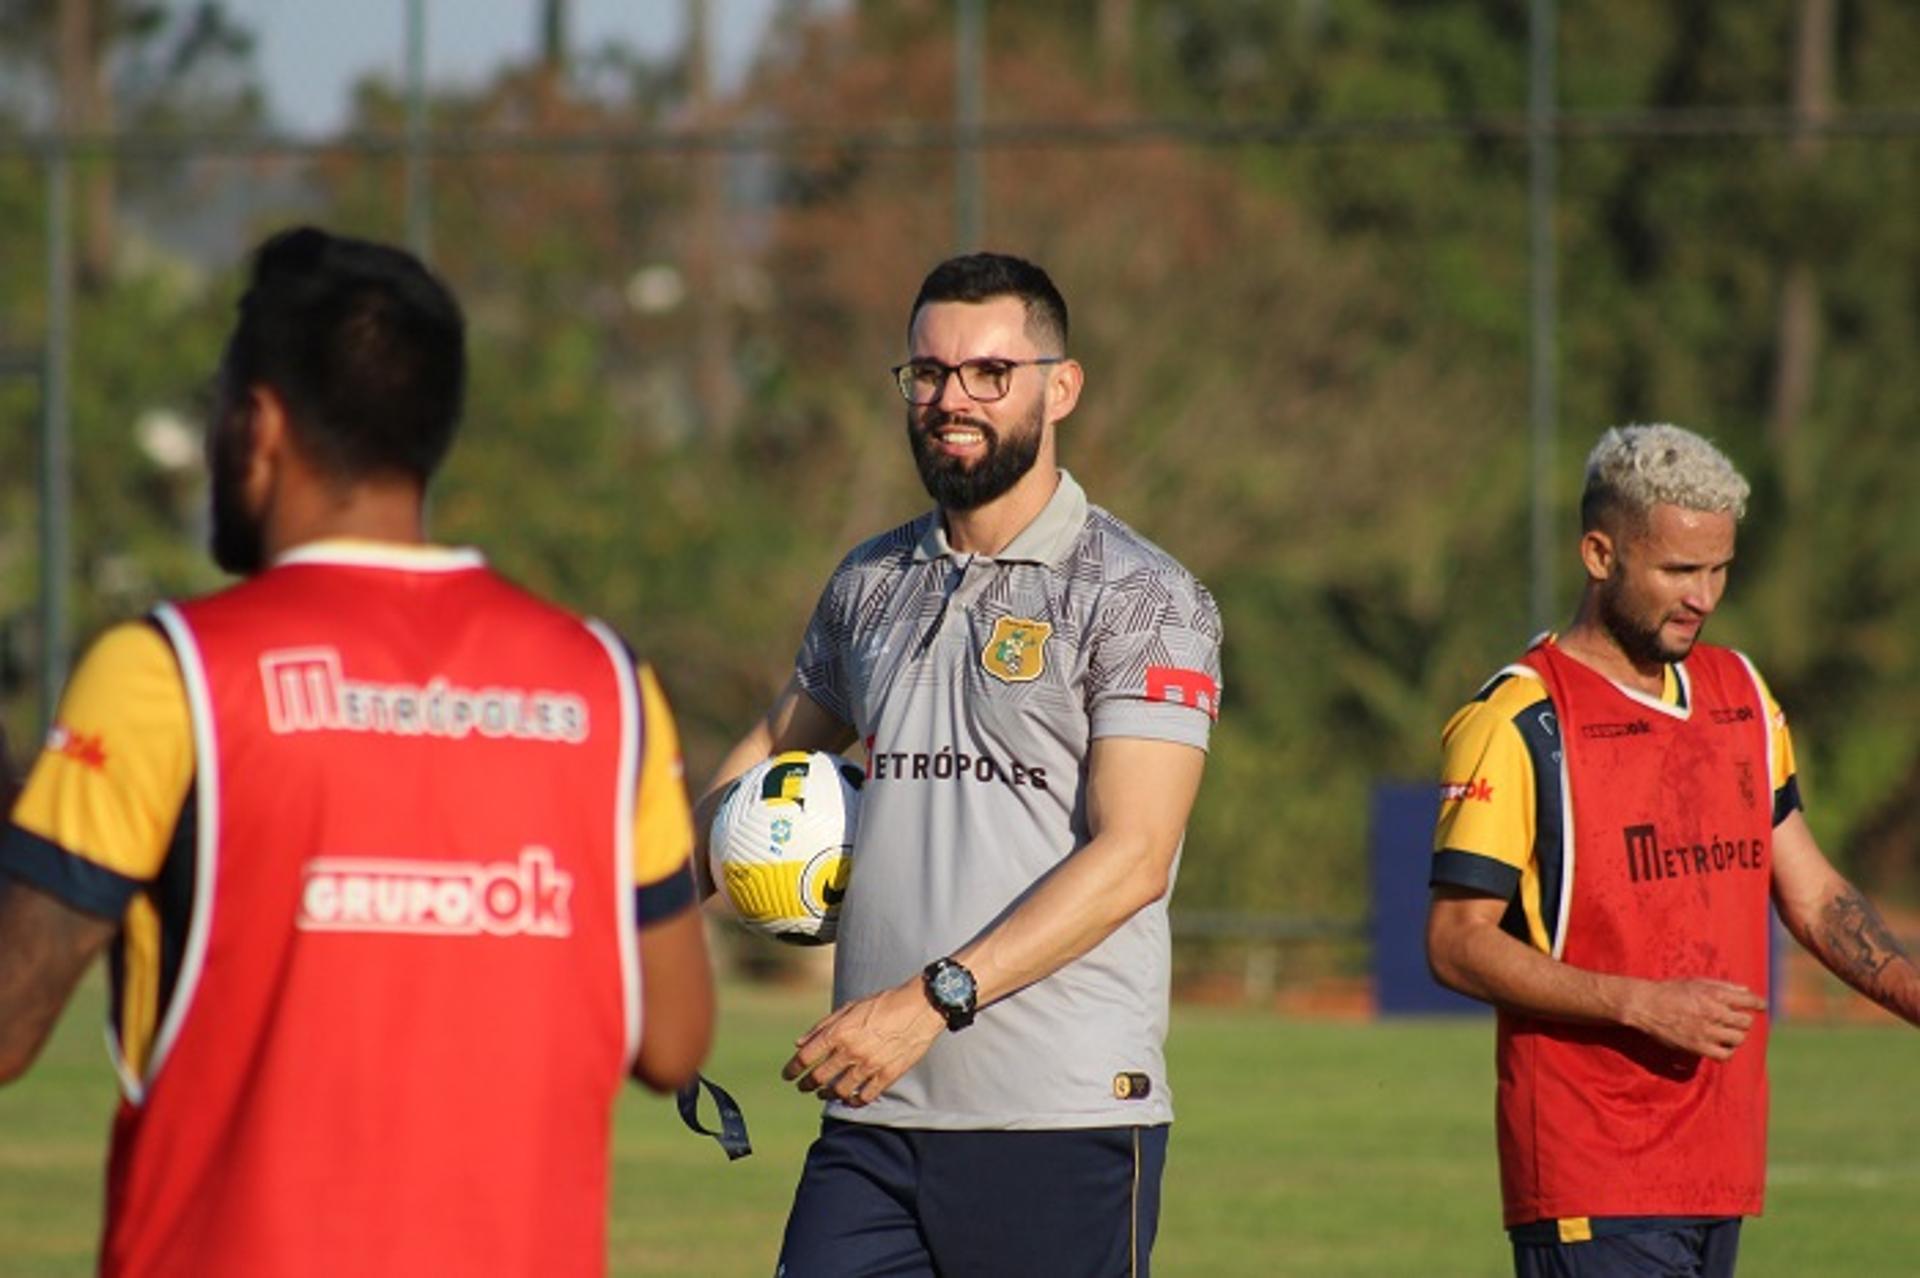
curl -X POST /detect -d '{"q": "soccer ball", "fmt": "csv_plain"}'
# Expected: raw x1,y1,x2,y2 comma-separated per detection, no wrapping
709,750,863,945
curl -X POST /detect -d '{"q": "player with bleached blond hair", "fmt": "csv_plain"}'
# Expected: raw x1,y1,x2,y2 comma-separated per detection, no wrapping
1584,422,1751,529
1426,422,1920,1277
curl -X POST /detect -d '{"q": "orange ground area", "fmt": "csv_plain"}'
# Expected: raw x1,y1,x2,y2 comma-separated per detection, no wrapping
1777,904,1920,1024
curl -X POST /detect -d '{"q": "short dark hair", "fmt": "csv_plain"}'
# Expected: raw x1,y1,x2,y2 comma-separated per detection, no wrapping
909,252,1069,351
223,226,466,485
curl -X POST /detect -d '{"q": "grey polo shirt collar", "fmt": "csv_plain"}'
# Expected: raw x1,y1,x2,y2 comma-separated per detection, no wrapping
911,470,1089,568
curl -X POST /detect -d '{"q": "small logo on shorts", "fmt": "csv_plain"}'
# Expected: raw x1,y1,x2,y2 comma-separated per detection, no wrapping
1113,1072,1153,1100
981,617,1053,683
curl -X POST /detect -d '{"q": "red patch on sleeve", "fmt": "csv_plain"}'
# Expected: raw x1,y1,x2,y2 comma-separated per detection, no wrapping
1144,666,1219,720
1439,778,1495,803
48,724,109,771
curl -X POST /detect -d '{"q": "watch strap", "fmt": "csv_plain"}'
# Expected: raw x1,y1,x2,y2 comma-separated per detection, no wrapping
922,957,978,1031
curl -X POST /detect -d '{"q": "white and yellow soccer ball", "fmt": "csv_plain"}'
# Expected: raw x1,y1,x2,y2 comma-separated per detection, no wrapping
709,750,863,945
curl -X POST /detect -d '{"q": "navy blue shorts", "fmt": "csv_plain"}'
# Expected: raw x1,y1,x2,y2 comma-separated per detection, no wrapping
776,1118,1169,1278
1511,1220,1742,1278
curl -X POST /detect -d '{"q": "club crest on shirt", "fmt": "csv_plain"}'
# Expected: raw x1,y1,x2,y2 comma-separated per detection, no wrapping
981,617,1053,683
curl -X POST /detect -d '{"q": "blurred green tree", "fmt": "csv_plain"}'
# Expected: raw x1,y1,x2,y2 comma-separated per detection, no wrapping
2,0,1913,911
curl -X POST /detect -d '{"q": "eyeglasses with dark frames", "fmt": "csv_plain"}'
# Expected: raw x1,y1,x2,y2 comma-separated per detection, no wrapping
890,357,1066,405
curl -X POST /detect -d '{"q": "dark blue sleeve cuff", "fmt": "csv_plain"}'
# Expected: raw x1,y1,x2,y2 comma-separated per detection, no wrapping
1773,775,1803,827
635,859,697,928
0,822,142,920
1429,848,1521,900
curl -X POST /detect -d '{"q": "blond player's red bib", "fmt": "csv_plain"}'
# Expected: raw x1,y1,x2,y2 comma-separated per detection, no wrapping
1496,641,1774,1226
100,551,642,1278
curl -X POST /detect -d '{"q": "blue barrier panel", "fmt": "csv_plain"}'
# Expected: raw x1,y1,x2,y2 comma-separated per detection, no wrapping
1371,780,1487,1016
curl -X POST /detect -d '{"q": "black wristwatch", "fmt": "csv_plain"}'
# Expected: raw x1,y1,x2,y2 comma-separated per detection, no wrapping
922,957,978,1031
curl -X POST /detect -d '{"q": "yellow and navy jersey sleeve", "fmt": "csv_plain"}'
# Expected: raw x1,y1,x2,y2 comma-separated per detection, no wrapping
1747,661,1802,826
2,622,193,918
632,663,697,927
1430,670,1565,953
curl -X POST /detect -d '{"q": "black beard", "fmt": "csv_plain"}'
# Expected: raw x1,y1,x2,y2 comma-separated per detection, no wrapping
207,412,267,576
1597,574,1692,666
906,405,1043,512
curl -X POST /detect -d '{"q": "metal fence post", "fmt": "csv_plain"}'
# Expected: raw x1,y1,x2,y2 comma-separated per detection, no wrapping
1528,0,1559,633
954,0,985,252
406,0,432,260
39,145,74,735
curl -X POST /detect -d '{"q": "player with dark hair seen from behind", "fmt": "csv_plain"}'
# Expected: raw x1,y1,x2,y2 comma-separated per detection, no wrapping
0,226,714,1278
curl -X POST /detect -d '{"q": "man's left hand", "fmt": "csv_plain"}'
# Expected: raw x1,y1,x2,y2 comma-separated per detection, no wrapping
781,980,944,1107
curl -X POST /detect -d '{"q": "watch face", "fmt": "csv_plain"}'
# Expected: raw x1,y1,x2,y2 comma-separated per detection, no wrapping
931,964,974,1007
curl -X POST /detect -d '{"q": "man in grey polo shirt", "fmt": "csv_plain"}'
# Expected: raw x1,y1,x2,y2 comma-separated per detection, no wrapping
702,252,1221,1277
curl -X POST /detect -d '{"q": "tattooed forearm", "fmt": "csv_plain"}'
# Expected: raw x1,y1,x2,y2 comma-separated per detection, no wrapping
1815,887,1920,1026
1821,889,1902,979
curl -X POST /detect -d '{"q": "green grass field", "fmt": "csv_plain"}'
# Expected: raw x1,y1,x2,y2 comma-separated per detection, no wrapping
3,976,1916,1276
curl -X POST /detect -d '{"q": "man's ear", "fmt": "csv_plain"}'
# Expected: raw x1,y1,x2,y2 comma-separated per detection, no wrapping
1044,358,1084,425
240,385,294,504
1578,527,1617,584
